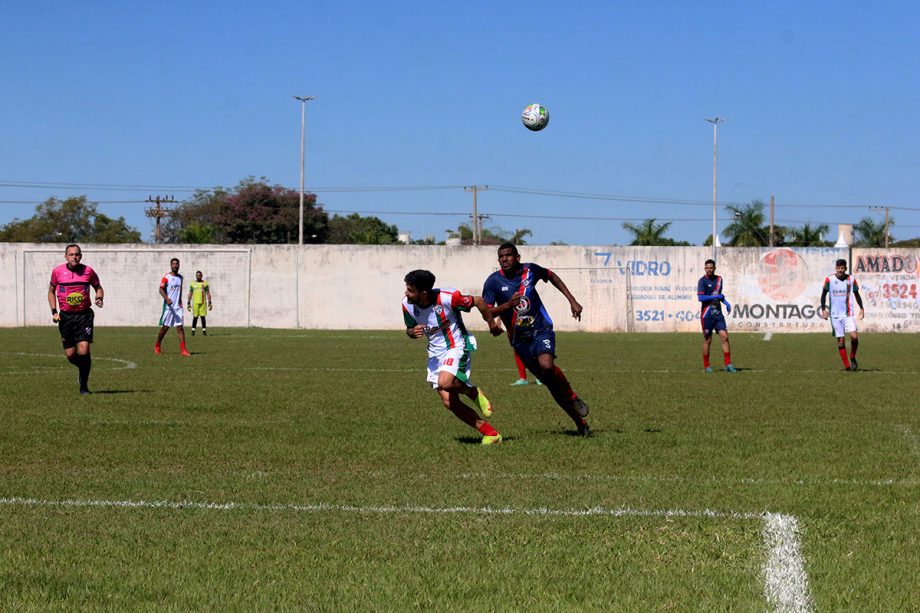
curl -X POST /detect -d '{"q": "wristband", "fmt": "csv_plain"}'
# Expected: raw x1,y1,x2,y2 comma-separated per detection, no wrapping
51,308,58,314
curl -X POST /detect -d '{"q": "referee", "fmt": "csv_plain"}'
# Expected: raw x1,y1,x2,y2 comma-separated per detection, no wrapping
47,244,104,395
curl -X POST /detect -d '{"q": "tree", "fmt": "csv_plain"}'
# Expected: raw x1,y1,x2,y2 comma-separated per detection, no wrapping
723,200,769,246
787,222,830,247
327,213,399,244
853,216,894,247
621,218,690,246
451,224,532,245
163,178,328,244
0,196,141,243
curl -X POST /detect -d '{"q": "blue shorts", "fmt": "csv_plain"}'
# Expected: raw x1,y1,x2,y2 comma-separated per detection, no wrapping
512,328,556,373
701,310,727,338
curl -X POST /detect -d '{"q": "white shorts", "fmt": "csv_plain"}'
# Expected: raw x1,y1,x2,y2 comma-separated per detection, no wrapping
830,316,857,338
159,302,185,327
426,347,473,389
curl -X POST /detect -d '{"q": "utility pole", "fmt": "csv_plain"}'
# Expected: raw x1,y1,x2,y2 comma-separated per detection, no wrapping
145,195,177,243
704,117,725,260
464,185,489,245
869,205,891,248
769,194,775,247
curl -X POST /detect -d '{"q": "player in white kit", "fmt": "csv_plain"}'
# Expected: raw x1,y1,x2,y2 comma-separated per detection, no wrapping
819,258,864,371
155,258,190,356
403,269,505,444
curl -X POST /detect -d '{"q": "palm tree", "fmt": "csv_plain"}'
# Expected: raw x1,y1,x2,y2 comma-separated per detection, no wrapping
622,218,674,246
788,222,830,246
853,216,893,247
723,200,768,246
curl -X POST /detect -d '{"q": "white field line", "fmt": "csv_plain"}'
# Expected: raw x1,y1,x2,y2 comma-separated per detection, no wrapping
240,365,915,375
763,332,774,341
895,424,920,464
763,512,814,612
0,496,812,611
0,353,137,376
455,471,918,489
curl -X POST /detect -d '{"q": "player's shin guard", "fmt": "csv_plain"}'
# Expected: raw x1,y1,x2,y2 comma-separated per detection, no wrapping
723,351,731,366
703,354,710,369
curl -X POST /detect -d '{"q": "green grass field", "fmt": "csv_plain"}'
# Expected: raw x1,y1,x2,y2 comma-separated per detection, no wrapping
1,327,917,610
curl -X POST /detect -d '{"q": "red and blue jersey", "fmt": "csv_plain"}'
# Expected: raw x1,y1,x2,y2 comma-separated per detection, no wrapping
697,274,725,317
483,263,554,342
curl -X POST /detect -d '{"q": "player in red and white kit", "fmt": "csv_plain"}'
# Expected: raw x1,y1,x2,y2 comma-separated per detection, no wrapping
403,269,505,444
819,258,864,371
155,258,190,356
47,244,104,395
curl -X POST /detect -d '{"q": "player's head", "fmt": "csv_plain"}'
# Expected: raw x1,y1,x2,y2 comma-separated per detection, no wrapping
835,259,847,277
404,269,436,306
170,258,180,274
704,259,716,276
195,270,203,281
497,243,521,273
64,244,82,268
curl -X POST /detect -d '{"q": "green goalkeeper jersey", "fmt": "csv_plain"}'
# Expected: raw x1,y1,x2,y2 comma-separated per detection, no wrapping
189,280,209,304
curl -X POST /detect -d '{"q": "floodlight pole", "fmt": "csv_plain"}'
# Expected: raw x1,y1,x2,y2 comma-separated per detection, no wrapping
705,117,725,260
294,96,316,245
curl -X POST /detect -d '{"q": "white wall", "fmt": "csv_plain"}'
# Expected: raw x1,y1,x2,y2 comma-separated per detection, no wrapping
4,243,919,332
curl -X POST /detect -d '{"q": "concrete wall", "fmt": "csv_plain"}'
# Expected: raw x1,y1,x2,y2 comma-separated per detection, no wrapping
4,243,919,332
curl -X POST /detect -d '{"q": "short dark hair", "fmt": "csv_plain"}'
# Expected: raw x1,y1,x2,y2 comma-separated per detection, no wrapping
498,242,519,255
170,258,180,265
704,259,716,266
835,258,847,267
404,269,436,293
65,244,81,254
196,270,203,275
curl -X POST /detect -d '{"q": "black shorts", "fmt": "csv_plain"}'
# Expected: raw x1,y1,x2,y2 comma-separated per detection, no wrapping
59,309,95,349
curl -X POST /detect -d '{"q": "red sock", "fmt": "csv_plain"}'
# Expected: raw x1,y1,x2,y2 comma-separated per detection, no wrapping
723,351,731,366
703,354,710,368
553,366,576,402
477,423,498,436
514,353,527,379
180,341,187,352
838,348,851,368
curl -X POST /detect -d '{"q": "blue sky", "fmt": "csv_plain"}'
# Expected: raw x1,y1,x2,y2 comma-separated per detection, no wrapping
2,1,918,245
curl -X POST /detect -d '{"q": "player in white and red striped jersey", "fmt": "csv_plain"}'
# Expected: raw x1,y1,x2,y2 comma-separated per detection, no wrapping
155,258,190,356
403,269,505,444
819,258,864,371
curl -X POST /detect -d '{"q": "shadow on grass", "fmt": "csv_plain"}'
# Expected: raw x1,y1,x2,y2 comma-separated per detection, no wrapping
455,436,515,445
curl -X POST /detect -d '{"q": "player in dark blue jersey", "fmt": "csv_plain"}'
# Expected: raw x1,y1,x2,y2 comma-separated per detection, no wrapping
483,243,591,436
697,259,737,373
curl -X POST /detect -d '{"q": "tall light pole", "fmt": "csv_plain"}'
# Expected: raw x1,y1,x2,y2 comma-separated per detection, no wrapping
294,95,316,245
705,117,725,260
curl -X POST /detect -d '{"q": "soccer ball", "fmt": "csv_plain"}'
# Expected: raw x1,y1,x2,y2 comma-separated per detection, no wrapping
521,103,550,131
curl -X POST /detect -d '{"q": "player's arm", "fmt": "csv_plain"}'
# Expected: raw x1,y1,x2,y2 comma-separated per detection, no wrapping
187,286,194,309
47,283,60,322
853,281,865,319
548,270,582,321
94,285,104,308
206,285,213,310
697,293,724,302
159,279,172,304
471,295,504,336
403,307,424,339
819,279,829,319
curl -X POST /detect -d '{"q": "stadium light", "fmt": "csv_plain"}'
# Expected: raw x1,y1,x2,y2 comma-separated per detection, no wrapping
705,117,726,259
294,96,316,245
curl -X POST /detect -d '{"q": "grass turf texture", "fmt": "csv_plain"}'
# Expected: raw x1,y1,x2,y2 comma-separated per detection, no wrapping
0,328,917,610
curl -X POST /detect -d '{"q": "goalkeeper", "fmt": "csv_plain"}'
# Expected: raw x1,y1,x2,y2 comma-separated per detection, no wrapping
186,270,212,336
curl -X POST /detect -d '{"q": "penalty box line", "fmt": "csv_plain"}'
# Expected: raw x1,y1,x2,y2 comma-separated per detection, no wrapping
0,496,813,612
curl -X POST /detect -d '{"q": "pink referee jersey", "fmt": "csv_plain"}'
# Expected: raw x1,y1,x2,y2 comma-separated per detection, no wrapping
50,263,101,312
